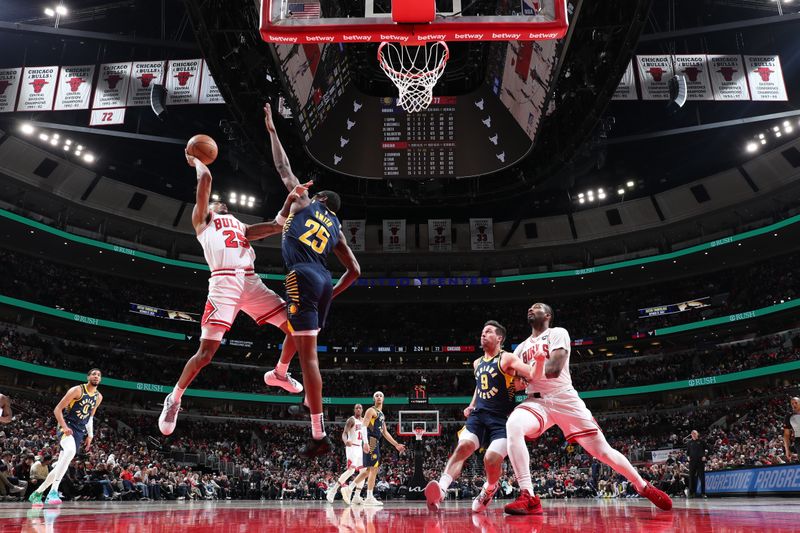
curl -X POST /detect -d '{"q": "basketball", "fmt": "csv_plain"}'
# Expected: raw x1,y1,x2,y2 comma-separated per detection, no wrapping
186,134,218,165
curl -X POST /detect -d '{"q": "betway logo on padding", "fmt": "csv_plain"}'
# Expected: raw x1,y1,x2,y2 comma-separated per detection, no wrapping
304,35,334,42
380,34,410,42
266,34,297,43
455,33,484,40
343,34,371,41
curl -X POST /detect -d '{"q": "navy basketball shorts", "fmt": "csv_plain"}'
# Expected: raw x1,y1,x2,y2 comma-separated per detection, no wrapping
464,409,508,448
285,263,333,334
363,436,382,469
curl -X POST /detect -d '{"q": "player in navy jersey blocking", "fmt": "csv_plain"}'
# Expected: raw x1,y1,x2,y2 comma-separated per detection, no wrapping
426,321,536,512
266,103,361,458
29,369,103,507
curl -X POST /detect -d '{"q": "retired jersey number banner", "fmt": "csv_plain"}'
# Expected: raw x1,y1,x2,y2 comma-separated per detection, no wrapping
744,55,788,101
127,61,166,107
17,66,59,111
54,64,95,111
470,218,494,251
382,219,406,253
428,219,452,252
93,62,133,109
342,219,366,252
166,59,202,105
0,68,22,113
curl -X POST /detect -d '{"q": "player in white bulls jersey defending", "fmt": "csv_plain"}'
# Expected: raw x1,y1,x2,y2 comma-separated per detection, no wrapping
504,302,672,515
326,404,370,503
158,153,309,435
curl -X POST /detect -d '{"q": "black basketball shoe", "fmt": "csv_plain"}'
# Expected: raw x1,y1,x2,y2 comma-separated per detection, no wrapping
299,435,332,459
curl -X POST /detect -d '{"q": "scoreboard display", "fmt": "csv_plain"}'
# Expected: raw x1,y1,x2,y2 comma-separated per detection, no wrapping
304,86,532,179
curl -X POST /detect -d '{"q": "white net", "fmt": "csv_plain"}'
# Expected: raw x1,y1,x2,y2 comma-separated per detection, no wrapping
378,41,449,113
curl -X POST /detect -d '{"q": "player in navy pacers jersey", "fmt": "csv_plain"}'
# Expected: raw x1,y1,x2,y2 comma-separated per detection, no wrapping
426,321,536,513
266,102,361,458
29,369,103,507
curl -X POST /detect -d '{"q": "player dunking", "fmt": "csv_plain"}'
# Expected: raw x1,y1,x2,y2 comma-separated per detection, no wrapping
340,392,406,506
265,103,361,457
504,303,672,515
426,321,535,512
29,369,103,507
326,404,370,503
158,153,310,435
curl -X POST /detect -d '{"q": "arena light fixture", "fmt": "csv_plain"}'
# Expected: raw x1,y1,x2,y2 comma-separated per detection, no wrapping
776,131,782,138
211,194,220,201
746,142,758,153
56,4,68,15
44,7,55,16
63,145,70,151
577,192,584,199
760,139,767,145
598,192,606,199
20,123,35,135
785,126,794,134
82,153,95,163
626,180,635,188
617,188,625,195
578,198,585,204
77,145,83,151
248,196,255,203
65,139,72,145
49,138,58,146
39,133,48,141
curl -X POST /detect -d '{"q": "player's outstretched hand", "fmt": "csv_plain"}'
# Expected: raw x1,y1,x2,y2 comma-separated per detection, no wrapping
186,150,208,173
395,443,406,454
290,180,313,202
463,406,474,418
264,102,276,132
62,427,73,436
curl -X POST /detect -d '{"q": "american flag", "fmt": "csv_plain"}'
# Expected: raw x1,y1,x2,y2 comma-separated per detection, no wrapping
287,2,321,19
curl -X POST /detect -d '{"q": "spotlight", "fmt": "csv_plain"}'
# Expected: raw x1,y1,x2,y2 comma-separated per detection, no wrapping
758,133,765,139
65,139,72,145
761,139,767,145
82,153,95,163
786,126,794,134
784,120,790,127
44,7,55,16
598,188,604,194
52,133,59,140
578,198,585,204
77,145,83,150
211,194,220,201
617,188,625,195
578,193,584,199
55,5,68,15
773,126,780,132
50,138,58,146
776,132,782,138
229,197,237,205
20,123,35,135
248,196,255,203
626,180,634,188
63,145,70,151
39,133,49,141
598,192,606,200
746,142,758,153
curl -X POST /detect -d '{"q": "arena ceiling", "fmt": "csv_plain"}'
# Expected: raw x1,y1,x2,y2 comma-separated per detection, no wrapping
0,0,798,221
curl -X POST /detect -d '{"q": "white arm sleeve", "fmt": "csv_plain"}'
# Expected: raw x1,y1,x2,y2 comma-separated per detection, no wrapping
86,416,94,438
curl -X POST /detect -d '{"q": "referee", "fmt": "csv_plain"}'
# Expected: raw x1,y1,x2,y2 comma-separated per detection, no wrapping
784,397,800,462
687,430,707,498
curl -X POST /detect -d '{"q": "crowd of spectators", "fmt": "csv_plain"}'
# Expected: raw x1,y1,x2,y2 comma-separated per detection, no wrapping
1,386,797,503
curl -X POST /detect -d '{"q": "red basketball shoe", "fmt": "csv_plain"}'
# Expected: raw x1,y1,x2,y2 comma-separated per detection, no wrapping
503,489,543,515
639,482,673,511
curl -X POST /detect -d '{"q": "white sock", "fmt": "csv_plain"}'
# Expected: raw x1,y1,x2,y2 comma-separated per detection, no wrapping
36,469,57,494
331,482,340,491
506,408,541,494
438,473,454,491
577,434,646,491
275,361,290,376
173,384,186,402
311,412,326,439
356,479,365,489
367,490,374,498
47,437,76,495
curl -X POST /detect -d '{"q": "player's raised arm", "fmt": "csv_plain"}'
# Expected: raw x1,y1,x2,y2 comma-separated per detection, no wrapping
245,181,314,241
500,351,539,382
264,102,304,194
189,153,213,232
0,394,12,424
53,386,83,436
331,237,361,300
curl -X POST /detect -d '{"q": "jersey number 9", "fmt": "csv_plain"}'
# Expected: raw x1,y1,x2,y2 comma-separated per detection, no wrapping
299,219,330,254
480,374,489,390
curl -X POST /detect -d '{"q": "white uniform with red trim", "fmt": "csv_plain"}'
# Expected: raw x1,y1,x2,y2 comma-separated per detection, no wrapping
344,416,365,469
197,212,286,339
512,326,602,442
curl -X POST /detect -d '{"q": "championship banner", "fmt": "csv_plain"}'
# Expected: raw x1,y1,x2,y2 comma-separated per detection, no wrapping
17,66,59,111
708,55,750,101
427,219,452,252
636,55,673,100
470,218,494,251
129,303,199,322
744,55,788,101
126,61,166,107
92,62,133,109
382,219,406,253
639,297,711,318
342,219,366,252
54,64,95,111
0,68,22,113
673,55,713,100
199,60,225,104
165,59,202,105
612,60,637,100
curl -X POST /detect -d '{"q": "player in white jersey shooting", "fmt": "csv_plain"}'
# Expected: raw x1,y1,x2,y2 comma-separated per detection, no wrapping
158,153,310,435
504,302,672,515
326,404,370,503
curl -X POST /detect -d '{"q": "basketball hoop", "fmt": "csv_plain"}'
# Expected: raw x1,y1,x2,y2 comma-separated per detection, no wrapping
378,40,449,113
413,427,426,441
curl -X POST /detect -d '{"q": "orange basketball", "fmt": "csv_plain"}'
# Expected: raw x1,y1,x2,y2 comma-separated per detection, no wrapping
186,134,218,165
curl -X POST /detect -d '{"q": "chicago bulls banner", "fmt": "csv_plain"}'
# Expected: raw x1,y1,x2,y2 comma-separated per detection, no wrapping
17,66,59,111
342,219,366,252
54,64,95,111
744,55,788,101
636,55,673,100
93,62,133,109
708,55,750,101
127,61,166,107
0,68,22,113
199,60,224,104
382,219,406,253
166,59,202,105
612,60,637,101
428,219,452,252
673,55,713,100
470,218,494,251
